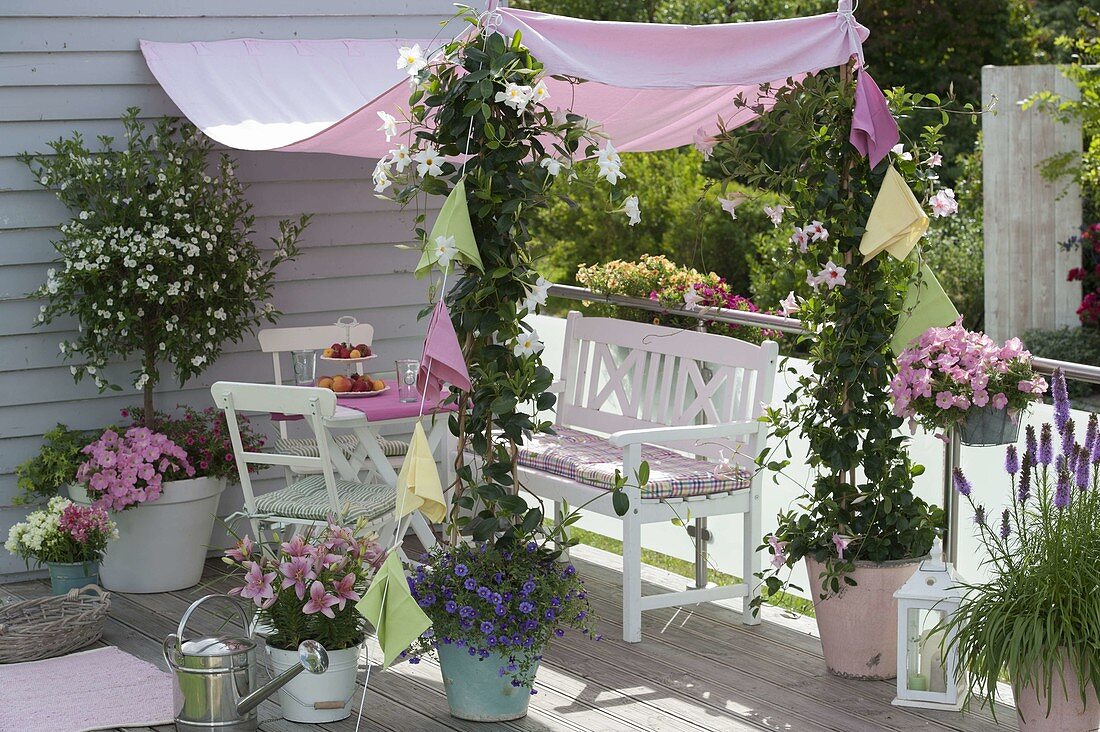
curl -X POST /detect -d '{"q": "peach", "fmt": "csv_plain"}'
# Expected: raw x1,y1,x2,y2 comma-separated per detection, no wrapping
371,379,386,392
316,376,334,389
349,349,362,359
331,375,352,393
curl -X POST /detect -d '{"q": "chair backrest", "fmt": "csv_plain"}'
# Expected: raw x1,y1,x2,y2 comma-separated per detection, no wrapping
210,381,345,520
557,311,778,461
258,323,374,437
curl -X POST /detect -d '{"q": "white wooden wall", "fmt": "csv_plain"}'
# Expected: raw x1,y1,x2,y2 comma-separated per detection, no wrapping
983,64,1082,341
0,1,457,579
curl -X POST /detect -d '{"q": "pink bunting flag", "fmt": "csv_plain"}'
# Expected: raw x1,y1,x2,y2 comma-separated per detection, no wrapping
417,299,471,400
849,70,899,170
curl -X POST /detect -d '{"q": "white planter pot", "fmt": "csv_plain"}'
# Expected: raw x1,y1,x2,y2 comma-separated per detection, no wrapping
267,644,360,723
70,476,226,593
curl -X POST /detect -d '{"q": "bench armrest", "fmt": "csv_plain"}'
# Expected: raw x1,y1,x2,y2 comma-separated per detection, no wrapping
608,419,763,447
546,380,566,394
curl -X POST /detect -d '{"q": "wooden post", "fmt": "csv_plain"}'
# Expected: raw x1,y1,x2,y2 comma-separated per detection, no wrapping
982,65,1082,341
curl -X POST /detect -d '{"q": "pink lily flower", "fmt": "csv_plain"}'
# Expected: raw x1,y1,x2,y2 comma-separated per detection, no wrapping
231,562,276,607
226,536,254,562
331,573,361,610
281,535,309,557
280,556,316,600
302,580,340,619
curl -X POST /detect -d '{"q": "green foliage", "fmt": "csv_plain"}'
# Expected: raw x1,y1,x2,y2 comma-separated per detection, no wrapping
704,71,952,604
15,424,99,506
942,403,1100,714
19,109,307,426
1021,326,1100,398
534,149,779,294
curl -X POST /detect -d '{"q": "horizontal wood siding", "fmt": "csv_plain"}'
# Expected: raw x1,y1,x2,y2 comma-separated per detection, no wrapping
0,2,456,578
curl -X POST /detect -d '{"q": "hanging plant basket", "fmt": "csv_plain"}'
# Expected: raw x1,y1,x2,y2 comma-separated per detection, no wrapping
958,406,1022,447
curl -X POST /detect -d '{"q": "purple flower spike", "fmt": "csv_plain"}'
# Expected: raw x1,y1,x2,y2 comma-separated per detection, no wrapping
1087,414,1098,456
1075,445,1090,491
999,509,1011,540
1061,419,1076,461
973,504,986,525
1039,424,1053,467
1018,456,1032,504
1052,369,1070,435
1025,425,1038,464
953,467,972,497
1054,470,1071,509
1004,444,1019,476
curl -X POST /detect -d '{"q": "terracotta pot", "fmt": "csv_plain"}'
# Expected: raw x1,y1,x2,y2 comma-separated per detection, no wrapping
1015,652,1100,732
805,556,923,680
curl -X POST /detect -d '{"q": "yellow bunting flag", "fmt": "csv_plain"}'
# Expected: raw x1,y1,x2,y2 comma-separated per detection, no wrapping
891,264,960,355
859,165,929,263
356,552,432,668
395,422,447,524
415,178,484,277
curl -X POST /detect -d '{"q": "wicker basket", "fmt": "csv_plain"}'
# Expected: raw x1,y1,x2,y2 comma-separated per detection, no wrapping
0,584,110,664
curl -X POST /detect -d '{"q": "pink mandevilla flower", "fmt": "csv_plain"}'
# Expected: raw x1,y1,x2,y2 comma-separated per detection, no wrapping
832,533,853,560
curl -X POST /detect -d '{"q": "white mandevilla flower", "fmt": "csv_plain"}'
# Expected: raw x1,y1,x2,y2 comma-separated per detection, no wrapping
817,261,847,289
413,146,444,178
693,128,717,160
513,330,545,358
597,142,625,185
372,158,392,193
780,291,800,316
396,44,427,76
377,111,399,142
683,284,703,311
929,188,958,218
622,195,641,226
523,276,552,312
763,205,786,227
431,234,458,268
495,83,533,116
390,144,412,173
540,157,564,177
531,79,551,105
807,220,829,242
891,143,913,161
925,152,943,168
790,226,810,254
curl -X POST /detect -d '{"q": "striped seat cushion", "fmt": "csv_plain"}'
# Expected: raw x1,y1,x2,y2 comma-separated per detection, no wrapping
270,434,409,458
517,426,750,500
255,474,395,524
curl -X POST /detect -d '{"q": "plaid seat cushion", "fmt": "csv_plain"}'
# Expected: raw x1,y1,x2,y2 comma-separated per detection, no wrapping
255,474,394,524
517,426,750,500
270,434,409,458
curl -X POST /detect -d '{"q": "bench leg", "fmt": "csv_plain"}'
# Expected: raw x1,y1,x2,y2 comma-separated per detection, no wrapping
693,517,708,590
743,488,762,626
622,511,643,643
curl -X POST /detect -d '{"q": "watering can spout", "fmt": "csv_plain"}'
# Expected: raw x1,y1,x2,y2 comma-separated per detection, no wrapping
236,640,329,716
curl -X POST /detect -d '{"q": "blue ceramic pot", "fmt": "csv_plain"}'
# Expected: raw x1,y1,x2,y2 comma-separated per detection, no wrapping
47,561,99,596
436,642,540,721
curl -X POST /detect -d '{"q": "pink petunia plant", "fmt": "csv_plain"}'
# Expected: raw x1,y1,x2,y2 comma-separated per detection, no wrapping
76,427,194,511
889,320,1047,433
222,520,384,651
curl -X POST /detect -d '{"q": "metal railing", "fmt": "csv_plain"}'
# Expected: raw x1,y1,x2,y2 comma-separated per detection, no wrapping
549,283,1100,385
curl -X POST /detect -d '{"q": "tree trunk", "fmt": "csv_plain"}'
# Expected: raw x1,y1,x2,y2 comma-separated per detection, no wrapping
142,337,156,429
143,382,155,429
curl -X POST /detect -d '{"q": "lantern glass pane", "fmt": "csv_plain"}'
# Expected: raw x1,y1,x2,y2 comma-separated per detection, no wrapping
905,607,948,693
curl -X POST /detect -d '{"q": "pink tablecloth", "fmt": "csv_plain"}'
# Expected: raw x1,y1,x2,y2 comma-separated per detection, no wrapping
336,380,457,421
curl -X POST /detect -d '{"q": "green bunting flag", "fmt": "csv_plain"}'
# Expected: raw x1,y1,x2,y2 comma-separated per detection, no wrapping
355,552,432,668
891,263,960,355
415,178,484,278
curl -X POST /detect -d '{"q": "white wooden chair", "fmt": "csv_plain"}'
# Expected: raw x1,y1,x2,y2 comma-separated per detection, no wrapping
517,312,778,643
257,324,409,470
211,381,399,549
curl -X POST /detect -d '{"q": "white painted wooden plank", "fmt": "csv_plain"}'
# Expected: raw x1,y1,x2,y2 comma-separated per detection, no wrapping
0,16,460,53
0,51,154,87
1,0,461,18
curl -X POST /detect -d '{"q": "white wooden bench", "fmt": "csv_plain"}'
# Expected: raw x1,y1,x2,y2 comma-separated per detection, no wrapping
518,312,778,643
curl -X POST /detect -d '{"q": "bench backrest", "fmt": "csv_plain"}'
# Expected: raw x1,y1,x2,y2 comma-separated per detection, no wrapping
556,311,778,461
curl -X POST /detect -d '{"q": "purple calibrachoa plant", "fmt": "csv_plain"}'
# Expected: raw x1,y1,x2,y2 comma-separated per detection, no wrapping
942,369,1100,715
402,541,598,688
890,321,1048,435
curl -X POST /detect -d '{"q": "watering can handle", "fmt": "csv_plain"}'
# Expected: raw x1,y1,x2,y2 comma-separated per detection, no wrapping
174,594,252,646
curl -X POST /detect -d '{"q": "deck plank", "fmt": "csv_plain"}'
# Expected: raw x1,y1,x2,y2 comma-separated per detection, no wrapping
0,554,1015,732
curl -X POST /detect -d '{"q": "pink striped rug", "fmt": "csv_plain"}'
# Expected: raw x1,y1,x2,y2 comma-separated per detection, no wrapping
0,646,175,732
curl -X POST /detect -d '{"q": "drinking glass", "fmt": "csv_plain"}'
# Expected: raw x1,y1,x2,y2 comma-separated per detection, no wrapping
396,359,420,402
291,350,317,386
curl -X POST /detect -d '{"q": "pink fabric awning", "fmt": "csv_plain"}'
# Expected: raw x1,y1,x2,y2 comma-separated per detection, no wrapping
140,2,893,160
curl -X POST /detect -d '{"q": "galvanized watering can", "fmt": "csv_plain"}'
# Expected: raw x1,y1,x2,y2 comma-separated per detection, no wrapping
163,594,329,732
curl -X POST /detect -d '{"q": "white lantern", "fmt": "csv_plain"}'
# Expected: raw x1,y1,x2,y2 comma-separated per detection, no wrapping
892,538,964,710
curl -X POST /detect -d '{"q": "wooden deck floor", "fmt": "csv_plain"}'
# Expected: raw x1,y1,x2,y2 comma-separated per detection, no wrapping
1,545,1015,732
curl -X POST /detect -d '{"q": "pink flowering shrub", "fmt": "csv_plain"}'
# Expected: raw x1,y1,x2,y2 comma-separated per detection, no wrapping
76,427,194,511
223,522,385,651
125,405,266,481
890,321,1048,433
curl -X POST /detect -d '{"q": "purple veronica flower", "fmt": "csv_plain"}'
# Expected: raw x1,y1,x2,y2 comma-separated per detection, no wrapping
1004,444,1019,476
1075,445,1090,490
973,504,986,525
1000,509,1011,540
1054,470,1071,509
1087,414,1098,456
953,467,972,497
1052,369,1070,434
1039,424,1053,467
1061,419,1076,461
1093,430,1100,466
1025,425,1038,463
1018,455,1032,504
